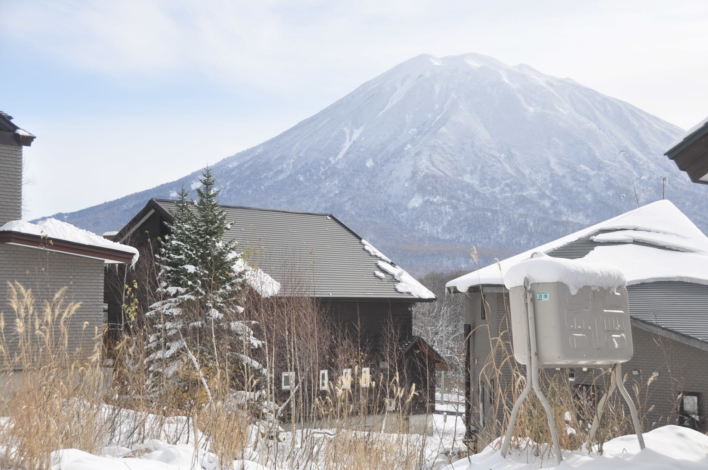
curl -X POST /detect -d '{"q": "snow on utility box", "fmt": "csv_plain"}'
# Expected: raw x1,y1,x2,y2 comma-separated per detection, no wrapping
505,253,632,368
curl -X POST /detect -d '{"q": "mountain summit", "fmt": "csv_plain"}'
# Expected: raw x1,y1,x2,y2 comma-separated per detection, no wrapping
55,53,703,273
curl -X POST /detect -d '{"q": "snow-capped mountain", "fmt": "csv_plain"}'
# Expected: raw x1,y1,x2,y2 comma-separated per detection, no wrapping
54,53,704,274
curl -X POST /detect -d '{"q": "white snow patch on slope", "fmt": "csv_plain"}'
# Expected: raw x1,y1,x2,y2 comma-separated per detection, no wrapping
330,125,364,163
378,76,417,116
447,200,708,292
366,158,374,168
190,180,201,190
445,425,708,470
504,253,626,294
408,195,423,208
377,261,435,299
0,218,139,265
361,239,392,263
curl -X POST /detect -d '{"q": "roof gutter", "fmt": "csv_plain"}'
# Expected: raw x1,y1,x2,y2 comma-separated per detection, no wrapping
0,231,134,264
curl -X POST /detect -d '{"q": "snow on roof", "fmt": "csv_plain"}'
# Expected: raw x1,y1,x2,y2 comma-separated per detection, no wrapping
0,218,139,265
14,128,35,138
447,200,708,293
377,260,436,299
504,253,626,294
666,114,708,154
233,259,281,297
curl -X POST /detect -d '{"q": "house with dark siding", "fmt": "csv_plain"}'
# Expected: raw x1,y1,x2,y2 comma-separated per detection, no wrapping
108,198,446,416
446,200,708,445
0,111,137,363
665,116,708,184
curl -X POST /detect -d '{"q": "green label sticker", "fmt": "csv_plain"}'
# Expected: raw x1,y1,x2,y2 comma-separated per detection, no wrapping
536,292,550,301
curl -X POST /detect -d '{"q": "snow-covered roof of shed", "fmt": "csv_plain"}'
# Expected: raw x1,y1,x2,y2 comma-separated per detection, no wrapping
0,218,139,265
446,200,708,293
150,200,434,301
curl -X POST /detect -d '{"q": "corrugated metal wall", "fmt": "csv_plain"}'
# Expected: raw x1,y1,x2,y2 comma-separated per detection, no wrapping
628,282,708,343
0,244,105,364
0,144,22,226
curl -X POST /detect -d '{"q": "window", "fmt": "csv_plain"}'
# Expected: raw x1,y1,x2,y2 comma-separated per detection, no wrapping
342,368,352,390
480,298,486,320
282,372,294,390
679,392,701,430
361,367,371,388
319,370,329,391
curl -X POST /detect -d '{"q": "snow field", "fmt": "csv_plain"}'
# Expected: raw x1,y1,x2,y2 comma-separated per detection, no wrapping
445,425,708,470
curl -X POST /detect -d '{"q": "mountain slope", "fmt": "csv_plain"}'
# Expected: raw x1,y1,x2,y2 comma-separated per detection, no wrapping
53,53,702,274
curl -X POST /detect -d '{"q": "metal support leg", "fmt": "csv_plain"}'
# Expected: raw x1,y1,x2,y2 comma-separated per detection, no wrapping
500,371,532,457
614,363,645,450
586,363,645,452
526,289,562,464
500,282,562,464
586,365,618,451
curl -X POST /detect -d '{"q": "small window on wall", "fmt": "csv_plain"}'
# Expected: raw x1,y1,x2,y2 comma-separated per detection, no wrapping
319,370,329,391
480,298,486,320
679,392,701,430
342,368,352,390
282,372,295,390
361,367,371,388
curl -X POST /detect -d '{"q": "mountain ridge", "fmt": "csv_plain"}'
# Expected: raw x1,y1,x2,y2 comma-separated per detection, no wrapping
49,53,702,274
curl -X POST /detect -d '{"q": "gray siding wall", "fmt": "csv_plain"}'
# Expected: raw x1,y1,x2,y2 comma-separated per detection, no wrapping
0,144,22,226
624,325,708,429
466,289,708,439
0,244,105,363
465,289,515,437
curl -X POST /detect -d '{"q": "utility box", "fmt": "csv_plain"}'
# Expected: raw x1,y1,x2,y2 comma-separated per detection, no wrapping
509,282,633,367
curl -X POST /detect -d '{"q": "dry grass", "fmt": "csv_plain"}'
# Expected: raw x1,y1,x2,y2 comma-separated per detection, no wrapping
0,282,446,470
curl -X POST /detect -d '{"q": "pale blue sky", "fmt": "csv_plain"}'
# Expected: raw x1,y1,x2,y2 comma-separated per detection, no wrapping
1,0,707,219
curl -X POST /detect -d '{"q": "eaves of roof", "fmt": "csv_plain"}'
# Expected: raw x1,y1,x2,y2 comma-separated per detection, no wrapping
665,119,708,184
0,111,36,147
0,231,134,264
631,317,708,353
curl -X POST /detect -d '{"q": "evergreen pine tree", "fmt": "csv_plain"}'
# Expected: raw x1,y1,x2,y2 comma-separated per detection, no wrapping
193,167,243,315
144,170,262,404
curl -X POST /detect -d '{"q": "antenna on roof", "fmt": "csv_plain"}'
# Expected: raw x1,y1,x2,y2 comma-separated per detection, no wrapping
662,176,668,200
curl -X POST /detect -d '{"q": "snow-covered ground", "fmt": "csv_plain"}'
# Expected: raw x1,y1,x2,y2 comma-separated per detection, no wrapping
446,425,708,470
43,410,467,470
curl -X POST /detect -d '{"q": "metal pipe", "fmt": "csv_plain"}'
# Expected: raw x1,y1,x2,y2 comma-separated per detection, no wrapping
526,285,562,464
614,363,645,450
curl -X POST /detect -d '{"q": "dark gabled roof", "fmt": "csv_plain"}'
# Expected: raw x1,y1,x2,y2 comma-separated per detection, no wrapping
0,111,36,147
665,116,708,184
119,198,435,302
400,336,450,371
